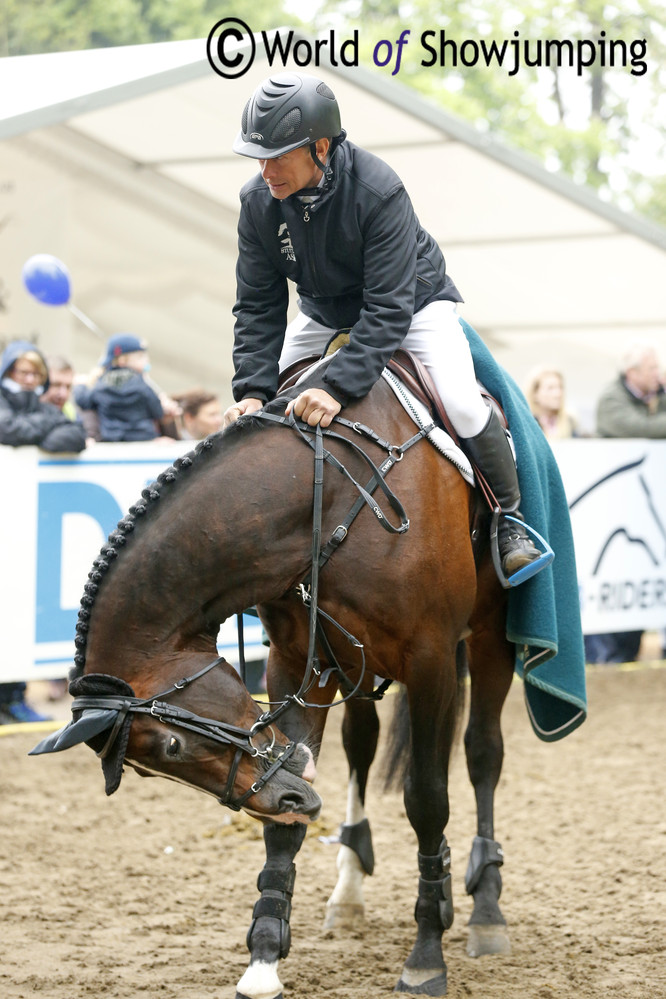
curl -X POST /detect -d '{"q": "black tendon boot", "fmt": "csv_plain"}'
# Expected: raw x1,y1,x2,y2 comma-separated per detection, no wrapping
460,410,542,579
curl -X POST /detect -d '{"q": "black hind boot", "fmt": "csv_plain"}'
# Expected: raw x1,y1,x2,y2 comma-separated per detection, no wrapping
460,410,543,579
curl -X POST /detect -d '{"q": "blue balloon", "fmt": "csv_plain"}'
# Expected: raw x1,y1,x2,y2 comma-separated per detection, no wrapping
22,254,72,306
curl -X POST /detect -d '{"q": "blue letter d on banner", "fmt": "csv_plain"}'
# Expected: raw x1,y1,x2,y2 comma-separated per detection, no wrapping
36,482,123,644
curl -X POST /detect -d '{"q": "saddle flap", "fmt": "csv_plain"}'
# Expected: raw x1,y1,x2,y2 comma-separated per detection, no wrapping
388,349,508,437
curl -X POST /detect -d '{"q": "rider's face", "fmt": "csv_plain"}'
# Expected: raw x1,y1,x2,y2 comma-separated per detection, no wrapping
259,141,328,200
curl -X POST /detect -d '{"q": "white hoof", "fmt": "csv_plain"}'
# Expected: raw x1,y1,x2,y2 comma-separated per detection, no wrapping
467,923,511,957
323,901,365,930
235,960,283,999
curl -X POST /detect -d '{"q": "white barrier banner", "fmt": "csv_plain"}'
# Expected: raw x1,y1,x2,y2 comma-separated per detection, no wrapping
552,438,666,635
0,442,266,683
1,438,664,683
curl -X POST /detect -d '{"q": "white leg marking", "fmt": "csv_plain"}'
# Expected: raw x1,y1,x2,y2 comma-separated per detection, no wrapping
327,843,365,907
326,773,366,913
236,960,283,999
344,771,365,825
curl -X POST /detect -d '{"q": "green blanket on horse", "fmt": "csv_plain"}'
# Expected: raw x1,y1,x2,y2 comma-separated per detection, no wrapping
462,319,587,741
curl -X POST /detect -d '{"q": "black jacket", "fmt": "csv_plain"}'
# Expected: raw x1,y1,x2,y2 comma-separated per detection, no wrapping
74,368,163,442
232,141,462,406
0,341,86,452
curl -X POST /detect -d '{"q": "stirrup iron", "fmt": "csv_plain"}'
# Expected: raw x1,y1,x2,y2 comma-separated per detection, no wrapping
490,510,554,589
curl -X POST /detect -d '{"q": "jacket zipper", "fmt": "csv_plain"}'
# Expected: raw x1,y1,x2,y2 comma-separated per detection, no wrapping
297,201,322,294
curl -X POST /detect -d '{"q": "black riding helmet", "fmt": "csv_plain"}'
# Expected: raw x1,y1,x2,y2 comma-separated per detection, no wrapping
232,73,346,169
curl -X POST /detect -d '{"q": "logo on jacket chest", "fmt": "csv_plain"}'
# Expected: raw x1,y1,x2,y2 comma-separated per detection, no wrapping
278,222,296,262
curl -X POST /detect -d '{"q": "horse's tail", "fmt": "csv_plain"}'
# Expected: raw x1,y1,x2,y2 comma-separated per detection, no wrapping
381,640,468,793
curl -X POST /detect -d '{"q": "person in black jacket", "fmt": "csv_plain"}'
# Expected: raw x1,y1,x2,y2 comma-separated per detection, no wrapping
223,73,545,583
74,333,164,442
0,340,86,452
0,339,86,724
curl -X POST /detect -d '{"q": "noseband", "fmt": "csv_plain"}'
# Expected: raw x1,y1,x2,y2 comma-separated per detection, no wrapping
69,657,299,811
34,405,424,810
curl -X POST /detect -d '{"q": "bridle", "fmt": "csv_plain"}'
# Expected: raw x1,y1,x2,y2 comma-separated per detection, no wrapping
55,407,429,810
70,656,298,811
244,409,433,717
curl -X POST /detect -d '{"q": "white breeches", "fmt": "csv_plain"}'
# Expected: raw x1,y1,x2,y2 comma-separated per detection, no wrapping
278,300,488,438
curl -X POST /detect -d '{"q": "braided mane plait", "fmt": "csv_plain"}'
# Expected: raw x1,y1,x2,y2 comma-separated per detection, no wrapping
70,435,224,680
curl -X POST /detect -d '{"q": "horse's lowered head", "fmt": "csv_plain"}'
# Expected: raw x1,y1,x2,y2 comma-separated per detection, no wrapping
32,653,321,825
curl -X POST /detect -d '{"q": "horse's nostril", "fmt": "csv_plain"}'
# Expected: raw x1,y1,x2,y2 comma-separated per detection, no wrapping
279,788,321,819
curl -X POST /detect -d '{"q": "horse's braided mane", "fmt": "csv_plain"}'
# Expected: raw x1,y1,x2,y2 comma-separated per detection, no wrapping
70,431,231,680
70,374,320,682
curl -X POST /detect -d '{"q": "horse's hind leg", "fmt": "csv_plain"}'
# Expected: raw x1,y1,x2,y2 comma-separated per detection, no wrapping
324,697,380,930
464,571,514,958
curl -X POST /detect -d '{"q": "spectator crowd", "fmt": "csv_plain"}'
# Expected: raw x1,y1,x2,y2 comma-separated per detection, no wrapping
0,332,223,725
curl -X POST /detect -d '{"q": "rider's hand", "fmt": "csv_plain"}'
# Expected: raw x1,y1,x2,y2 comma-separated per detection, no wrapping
223,397,264,428
286,388,341,428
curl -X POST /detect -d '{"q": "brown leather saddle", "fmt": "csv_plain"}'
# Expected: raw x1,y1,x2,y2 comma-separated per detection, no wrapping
277,335,509,554
277,336,552,586
277,332,508,449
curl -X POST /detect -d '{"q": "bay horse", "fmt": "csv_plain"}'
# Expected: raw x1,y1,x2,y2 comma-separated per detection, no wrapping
33,362,516,998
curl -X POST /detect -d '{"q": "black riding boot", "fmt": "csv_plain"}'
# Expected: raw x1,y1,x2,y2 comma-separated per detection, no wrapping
460,410,541,578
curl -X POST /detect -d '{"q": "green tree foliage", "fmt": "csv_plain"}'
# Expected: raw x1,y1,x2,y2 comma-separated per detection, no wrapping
317,0,666,224
1,0,290,55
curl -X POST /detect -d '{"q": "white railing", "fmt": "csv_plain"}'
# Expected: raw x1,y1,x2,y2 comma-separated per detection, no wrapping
1,437,664,682
0,441,265,683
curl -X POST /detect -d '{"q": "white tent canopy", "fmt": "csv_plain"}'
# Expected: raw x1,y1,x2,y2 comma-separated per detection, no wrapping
1,36,665,425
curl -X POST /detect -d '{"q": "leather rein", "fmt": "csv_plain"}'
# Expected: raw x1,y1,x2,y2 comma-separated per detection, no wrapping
244,407,433,719
69,407,426,810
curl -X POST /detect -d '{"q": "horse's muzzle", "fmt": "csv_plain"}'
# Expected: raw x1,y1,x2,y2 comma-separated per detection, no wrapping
246,742,321,824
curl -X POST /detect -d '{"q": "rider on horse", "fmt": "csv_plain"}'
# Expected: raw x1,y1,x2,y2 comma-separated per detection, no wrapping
223,72,545,583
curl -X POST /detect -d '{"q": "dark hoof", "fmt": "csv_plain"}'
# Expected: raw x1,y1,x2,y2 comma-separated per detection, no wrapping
395,971,447,995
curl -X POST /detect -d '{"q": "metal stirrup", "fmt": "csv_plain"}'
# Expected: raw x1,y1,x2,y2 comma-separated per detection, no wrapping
490,511,554,589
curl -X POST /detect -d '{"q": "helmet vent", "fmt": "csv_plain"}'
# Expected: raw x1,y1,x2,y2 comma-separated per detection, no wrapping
241,99,250,134
271,108,302,142
316,83,335,101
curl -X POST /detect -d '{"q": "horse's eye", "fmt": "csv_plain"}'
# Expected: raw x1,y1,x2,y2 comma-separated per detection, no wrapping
166,736,180,758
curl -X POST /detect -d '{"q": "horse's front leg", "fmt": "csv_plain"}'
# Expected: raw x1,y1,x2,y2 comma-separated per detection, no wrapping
324,697,380,929
237,644,329,999
463,575,514,958
236,821,306,999
395,661,461,997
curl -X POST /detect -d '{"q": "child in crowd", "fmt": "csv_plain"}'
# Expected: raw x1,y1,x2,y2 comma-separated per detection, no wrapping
75,333,163,442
